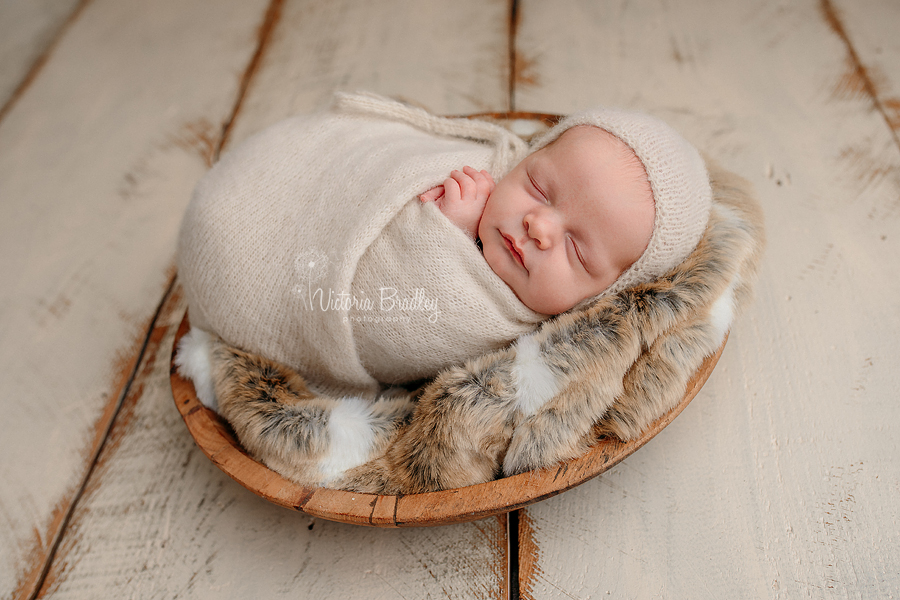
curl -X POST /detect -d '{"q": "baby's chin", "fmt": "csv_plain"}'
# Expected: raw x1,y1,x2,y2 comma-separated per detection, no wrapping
524,300,569,316
519,285,610,316
516,290,574,316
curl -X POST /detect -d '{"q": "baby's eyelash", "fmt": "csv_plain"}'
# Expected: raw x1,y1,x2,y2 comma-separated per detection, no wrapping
569,236,587,269
528,172,548,202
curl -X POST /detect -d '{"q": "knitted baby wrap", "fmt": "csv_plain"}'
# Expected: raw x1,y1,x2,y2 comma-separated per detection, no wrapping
177,93,544,397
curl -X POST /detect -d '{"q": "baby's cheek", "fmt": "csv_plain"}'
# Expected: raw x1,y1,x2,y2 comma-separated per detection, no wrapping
481,242,503,277
483,242,520,293
533,275,583,315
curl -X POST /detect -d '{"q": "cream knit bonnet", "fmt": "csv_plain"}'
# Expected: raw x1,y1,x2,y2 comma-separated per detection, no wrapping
529,108,712,300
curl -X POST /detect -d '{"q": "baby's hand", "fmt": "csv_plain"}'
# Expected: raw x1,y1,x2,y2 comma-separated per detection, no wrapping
419,166,494,238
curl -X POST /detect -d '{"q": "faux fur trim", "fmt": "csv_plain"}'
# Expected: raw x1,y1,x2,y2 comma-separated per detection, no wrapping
512,335,562,416
175,328,217,411
709,279,737,347
319,398,380,483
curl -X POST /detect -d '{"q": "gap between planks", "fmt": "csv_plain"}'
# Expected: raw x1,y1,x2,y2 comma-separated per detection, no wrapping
21,275,177,600
507,509,521,600
819,0,900,151
508,0,520,112
14,1,285,597
507,4,526,597
0,0,91,125
215,0,284,161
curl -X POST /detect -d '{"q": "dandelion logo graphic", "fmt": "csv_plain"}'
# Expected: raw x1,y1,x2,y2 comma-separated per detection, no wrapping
294,249,329,309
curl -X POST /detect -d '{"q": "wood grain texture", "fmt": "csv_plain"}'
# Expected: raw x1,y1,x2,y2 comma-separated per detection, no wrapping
37,288,509,599
28,0,516,597
0,0,271,596
0,0,83,117
222,0,513,151
514,0,900,597
827,0,900,139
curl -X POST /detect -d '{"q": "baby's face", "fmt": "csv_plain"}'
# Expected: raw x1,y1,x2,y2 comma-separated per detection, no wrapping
478,126,655,315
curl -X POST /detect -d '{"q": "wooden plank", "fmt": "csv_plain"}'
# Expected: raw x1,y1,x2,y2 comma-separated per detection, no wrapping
36,0,515,597
223,0,513,150
0,0,83,116
827,0,900,137
513,0,900,597
37,287,510,599
0,0,272,597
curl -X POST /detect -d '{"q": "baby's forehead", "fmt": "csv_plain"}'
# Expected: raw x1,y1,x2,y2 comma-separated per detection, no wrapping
555,125,639,158
541,125,651,188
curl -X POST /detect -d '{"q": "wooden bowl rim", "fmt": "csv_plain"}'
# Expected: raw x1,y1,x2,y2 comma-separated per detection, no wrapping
455,111,563,126
170,311,724,527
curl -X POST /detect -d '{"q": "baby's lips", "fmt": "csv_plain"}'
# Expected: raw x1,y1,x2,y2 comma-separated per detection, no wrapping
503,232,527,270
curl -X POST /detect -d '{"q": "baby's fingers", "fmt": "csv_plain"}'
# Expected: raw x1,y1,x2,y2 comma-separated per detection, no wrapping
441,175,462,205
419,185,445,204
448,169,477,202
462,166,494,202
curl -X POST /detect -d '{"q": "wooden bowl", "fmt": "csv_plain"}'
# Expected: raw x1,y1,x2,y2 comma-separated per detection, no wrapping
170,311,724,527
169,111,725,526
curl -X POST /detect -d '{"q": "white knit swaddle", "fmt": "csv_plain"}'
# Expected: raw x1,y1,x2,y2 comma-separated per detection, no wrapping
177,94,543,397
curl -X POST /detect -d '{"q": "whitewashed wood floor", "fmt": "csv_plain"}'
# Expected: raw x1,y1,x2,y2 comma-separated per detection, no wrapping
2,0,898,598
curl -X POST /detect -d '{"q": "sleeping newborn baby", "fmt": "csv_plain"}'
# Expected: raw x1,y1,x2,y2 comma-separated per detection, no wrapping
177,92,710,399
420,125,656,316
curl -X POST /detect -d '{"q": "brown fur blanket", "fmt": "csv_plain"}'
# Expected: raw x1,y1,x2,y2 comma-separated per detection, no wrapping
176,159,764,495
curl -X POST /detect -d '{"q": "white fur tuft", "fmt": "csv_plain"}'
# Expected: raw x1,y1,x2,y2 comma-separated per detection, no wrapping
709,280,737,346
175,328,218,412
319,398,378,483
512,334,561,416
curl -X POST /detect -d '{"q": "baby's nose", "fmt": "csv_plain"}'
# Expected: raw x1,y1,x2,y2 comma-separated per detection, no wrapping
524,212,560,249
